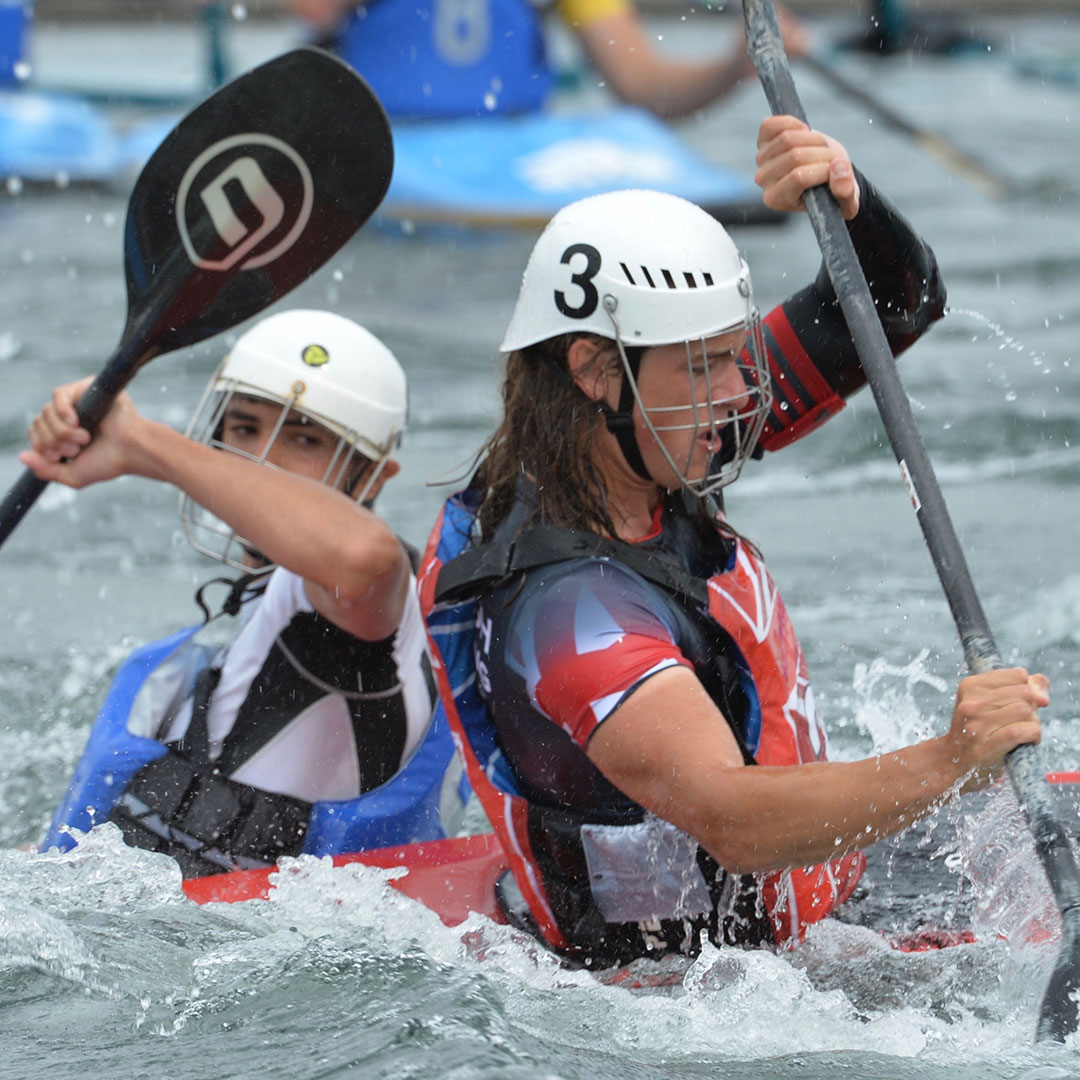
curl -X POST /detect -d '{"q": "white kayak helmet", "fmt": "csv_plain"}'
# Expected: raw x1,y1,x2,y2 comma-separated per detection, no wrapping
501,189,772,496
180,309,407,572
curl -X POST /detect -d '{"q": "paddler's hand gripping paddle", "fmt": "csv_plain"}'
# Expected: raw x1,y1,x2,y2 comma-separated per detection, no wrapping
0,47,394,547
742,0,1080,1043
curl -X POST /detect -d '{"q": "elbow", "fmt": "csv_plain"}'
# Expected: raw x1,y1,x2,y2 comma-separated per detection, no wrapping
611,82,686,120
332,527,408,606
702,833,780,876
694,810,796,875
607,79,659,114
592,61,673,117
924,260,948,325
881,268,949,359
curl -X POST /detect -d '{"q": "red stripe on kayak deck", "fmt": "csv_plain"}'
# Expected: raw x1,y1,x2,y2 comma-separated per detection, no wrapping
182,833,509,927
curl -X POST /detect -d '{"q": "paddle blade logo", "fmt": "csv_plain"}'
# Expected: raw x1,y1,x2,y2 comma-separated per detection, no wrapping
175,134,314,273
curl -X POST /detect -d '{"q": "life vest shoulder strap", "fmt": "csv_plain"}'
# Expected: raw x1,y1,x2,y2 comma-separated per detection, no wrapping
434,524,709,608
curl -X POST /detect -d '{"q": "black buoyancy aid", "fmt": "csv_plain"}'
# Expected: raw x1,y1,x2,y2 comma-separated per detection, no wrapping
107,550,441,879
106,575,313,877
420,489,865,966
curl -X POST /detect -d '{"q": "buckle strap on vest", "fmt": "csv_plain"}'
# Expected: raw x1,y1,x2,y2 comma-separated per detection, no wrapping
107,752,311,877
169,665,222,763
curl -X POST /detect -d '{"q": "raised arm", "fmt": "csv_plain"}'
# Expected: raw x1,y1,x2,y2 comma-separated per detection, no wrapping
21,378,410,641
568,3,809,119
749,116,946,451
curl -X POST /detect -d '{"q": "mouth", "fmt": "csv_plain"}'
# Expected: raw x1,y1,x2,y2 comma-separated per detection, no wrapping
697,426,725,455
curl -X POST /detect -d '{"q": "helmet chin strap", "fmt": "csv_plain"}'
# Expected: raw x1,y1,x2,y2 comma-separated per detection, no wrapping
597,344,652,481
538,342,653,482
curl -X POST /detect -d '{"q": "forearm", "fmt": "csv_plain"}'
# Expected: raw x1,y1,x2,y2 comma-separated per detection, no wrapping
592,666,1042,877
612,55,746,120
127,419,403,599
590,668,963,872
576,15,748,118
782,170,947,396
680,737,962,873
753,171,946,451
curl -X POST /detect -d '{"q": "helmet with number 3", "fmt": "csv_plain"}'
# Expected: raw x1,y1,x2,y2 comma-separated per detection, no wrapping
501,189,772,496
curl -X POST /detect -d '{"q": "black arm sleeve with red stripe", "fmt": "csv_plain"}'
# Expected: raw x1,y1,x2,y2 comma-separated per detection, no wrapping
756,172,946,452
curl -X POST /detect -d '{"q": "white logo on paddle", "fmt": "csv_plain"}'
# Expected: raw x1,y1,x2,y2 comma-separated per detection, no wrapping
176,134,314,272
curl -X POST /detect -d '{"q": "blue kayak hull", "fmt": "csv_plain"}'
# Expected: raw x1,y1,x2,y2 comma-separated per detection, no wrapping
0,91,778,226
386,106,779,227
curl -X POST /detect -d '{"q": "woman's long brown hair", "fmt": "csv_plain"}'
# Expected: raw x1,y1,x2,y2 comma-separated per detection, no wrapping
474,334,620,541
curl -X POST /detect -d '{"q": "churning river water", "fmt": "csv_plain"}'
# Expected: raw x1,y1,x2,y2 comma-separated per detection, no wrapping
2,9,1080,1080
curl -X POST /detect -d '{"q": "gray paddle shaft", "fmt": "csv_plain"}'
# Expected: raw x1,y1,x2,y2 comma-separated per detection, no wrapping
743,0,1080,1042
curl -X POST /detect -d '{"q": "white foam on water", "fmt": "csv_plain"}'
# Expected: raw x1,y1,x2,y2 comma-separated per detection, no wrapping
0,896,109,993
7,658,1075,1072
2,803,1079,1076
734,444,1080,502
174,849,1060,1071
1005,574,1080,651
15,822,1034,1072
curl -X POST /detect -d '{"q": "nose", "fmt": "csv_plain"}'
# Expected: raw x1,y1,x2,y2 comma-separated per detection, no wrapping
710,358,751,413
259,435,285,467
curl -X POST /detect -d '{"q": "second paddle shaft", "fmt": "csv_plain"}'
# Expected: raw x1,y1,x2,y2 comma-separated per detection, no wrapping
743,0,1080,1038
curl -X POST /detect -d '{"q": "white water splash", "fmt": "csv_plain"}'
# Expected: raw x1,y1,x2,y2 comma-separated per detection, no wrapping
946,307,1058,374
849,649,950,753
0,829,1072,1074
950,785,1065,949
201,853,1044,1068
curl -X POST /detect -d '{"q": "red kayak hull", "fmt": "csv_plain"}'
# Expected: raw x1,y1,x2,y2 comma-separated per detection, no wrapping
182,831,510,926
182,775,1080,947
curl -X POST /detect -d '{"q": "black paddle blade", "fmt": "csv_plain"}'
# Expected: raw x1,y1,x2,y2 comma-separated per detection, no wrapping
0,48,392,550
120,46,392,367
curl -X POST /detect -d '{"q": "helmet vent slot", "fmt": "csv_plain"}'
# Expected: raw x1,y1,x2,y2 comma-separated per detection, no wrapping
621,264,714,290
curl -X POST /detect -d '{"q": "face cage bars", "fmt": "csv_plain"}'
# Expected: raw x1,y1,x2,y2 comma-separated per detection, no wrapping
602,292,773,498
177,380,393,575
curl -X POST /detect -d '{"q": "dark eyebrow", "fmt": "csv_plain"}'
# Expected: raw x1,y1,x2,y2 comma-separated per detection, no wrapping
224,405,312,427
